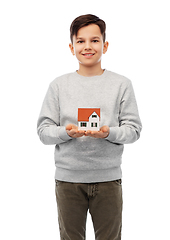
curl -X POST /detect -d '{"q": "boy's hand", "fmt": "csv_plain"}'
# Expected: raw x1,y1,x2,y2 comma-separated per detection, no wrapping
66,124,85,138
85,126,110,139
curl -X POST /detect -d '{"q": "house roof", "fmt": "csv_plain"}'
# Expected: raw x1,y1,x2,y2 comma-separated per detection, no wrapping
78,108,100,121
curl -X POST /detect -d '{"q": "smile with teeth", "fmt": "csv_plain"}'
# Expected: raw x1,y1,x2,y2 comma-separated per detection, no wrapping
82,53,95,56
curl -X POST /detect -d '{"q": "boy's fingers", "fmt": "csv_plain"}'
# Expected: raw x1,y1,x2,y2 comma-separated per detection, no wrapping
66,124,73,130
67,128,85,138
66,124,78,131
100,125,108,132
79,130,85,134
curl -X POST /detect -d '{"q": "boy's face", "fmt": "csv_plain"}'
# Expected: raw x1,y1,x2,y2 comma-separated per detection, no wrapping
69,24,108,69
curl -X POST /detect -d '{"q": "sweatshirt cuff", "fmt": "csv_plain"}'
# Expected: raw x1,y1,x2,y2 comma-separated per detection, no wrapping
105,127,118,142
58,127,73,142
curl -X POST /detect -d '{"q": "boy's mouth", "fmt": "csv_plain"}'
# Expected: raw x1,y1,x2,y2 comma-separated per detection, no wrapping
82,53,95,58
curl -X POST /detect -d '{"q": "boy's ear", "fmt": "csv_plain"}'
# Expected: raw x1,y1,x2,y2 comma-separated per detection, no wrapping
69,43,75,55
103,41,109,54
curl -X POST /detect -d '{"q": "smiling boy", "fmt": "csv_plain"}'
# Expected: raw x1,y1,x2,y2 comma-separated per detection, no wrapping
69,23,108,77
37,14,142,240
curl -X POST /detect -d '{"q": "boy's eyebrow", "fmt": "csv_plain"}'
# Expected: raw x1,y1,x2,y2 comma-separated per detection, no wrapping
76,36,100,40
92,36,100,39
76,37,84,40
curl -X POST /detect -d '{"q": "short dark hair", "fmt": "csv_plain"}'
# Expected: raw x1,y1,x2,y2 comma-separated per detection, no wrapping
70,14,106,43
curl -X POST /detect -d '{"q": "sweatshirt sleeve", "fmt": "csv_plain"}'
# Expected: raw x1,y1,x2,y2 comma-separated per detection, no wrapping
105,80,142,144
37,82,72,145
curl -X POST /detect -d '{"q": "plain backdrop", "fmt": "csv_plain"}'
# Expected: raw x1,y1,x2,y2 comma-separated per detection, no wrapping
1,0,170,239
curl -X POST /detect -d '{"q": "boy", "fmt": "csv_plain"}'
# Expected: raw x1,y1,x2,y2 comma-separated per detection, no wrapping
37,14,142,240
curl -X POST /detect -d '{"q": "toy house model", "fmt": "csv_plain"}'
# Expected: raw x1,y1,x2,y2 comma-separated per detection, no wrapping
78,108,100,131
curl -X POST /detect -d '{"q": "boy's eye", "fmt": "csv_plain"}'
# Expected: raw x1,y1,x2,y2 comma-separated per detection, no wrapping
77,40,99,43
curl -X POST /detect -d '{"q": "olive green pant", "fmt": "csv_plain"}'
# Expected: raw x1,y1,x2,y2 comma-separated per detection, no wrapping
55,180,122,240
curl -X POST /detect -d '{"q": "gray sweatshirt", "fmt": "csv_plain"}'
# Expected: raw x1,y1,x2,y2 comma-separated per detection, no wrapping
37,70,142,183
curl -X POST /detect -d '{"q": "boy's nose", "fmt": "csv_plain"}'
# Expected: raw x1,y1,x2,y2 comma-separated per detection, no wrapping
84,41,92,50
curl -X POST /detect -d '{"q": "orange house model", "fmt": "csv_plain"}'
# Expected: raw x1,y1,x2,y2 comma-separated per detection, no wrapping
78,108,100,131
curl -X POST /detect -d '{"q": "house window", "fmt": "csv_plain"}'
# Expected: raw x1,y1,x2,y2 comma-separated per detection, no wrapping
81,122,87,127
91,123,97,127
92,115,97,118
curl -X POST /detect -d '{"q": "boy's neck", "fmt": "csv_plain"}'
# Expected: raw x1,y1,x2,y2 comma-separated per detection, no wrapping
77,63,104,77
